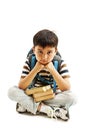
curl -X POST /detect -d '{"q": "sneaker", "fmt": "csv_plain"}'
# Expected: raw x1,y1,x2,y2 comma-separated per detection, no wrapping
53,106,69,121
45,107,54,118
47,106,69,121
16,103,27,113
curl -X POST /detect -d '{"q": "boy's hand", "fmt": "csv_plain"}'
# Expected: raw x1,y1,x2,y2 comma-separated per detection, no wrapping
45,62,55,71
34,62,45,72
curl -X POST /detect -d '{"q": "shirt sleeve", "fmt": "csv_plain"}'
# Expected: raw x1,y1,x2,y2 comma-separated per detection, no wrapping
20,57,30,78
59,58,70,78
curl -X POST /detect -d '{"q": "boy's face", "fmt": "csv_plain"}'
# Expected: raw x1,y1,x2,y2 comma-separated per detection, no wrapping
33,45,57,65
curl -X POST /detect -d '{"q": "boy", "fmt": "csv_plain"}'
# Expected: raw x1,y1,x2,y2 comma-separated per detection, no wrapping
8,29,76,121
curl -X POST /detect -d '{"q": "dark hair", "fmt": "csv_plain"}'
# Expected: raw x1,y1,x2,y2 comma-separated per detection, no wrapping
33,29,58,48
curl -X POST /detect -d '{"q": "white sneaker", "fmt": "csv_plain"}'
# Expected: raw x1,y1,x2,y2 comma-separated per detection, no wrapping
54,106,69,121
46,106,69,121
16,103,27,113
46,108,54,118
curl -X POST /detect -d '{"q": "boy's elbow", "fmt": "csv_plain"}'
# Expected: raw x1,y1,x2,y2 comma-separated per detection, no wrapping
61,83,71,91
65,84,71,91
18,84,22,89
18,82,26,90
64,78,71,90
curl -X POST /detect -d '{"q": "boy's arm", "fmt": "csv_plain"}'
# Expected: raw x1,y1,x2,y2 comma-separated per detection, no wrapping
18,62,44,90
45,62,71,91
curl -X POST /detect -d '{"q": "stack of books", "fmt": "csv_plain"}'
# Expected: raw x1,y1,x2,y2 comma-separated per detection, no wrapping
25,85,55,102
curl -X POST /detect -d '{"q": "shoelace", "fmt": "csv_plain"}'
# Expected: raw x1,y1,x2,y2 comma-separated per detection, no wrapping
55,108,69,120
46,108,58,119
47,107,68,120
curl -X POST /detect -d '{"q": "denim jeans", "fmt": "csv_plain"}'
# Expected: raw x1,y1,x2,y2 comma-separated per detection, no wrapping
8,86,76,114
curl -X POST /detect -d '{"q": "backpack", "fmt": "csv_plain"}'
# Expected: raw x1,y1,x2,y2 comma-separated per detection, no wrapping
27,48,62,92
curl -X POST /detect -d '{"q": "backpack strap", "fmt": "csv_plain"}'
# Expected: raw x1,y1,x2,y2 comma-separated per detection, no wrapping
53,60,59,92
28,54,36,70
30,55,36,70
53,60,59,70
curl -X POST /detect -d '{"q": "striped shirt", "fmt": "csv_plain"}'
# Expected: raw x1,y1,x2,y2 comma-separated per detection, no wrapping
21,55,70,89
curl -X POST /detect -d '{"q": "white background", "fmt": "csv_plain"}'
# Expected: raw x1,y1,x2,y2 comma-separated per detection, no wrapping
0,0,87,129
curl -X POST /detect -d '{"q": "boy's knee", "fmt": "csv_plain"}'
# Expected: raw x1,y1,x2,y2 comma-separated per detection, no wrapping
8,86,18,100
67,91,77,106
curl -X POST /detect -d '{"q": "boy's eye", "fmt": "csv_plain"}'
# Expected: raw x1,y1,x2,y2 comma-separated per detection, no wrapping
47,51,52,55
38,50,43,54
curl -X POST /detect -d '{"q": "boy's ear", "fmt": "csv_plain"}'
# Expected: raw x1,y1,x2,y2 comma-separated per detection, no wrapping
55,48,58,54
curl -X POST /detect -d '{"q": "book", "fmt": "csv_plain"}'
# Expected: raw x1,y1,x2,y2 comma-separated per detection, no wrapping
34,94,55,102
25,85,51,95
33,88,53,98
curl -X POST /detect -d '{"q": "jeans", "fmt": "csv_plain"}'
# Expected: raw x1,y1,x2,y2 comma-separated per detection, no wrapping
8,86,76,114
